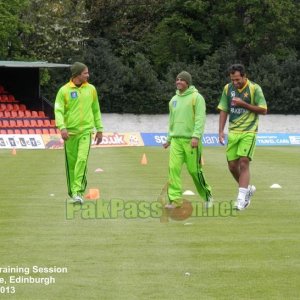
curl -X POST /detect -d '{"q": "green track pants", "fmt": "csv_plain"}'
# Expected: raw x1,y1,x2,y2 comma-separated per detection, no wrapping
64,132,92,197
168,138,212,206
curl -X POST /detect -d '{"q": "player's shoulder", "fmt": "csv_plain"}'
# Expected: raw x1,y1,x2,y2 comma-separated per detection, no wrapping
221,83,231,96
248,80,262,90
58,82,72,93
85,82,96,90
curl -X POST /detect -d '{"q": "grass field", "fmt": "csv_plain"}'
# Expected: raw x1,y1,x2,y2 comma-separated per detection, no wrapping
0,146,299,300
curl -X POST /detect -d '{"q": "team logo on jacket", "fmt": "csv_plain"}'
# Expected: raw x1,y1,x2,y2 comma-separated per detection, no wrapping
71,91,78,99
172,100,177,108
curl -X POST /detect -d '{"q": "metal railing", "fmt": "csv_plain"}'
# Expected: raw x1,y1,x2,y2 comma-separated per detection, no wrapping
41,96,54,119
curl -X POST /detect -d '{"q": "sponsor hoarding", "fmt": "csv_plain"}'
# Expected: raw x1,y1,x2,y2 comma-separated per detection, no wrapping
0,133,299,149
43,132,144,149
141,133,300,147
0,134,45,149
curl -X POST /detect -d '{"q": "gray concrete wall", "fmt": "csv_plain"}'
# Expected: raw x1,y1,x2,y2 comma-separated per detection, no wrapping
102,114,300,133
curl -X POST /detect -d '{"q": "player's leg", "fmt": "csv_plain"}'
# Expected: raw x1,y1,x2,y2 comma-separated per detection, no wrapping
72,132,92,199
167,138,185,207
185,140,212,203
227,159,240,183
226,132,240,183
226,133,248,209
64,135,79,198
237,133,257,208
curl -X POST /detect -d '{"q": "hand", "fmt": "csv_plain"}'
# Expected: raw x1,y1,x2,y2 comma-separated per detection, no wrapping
61,129,69,141
219,132,225,145
231,97,244,107
163,142,170,149
94,132,103,145
191,137,199,148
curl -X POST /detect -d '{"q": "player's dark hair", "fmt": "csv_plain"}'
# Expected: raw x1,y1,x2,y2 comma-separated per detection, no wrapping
228,64,246,76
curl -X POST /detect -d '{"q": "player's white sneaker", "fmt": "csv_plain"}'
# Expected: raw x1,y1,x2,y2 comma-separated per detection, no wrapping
69,195,84,205
236,198,246,211
244,185,256,209
165,203,176,209
205,197,214,209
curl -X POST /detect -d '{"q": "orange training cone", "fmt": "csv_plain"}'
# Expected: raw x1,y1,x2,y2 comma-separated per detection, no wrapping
85,188,100,200
141,153,148,165
12,148,17,155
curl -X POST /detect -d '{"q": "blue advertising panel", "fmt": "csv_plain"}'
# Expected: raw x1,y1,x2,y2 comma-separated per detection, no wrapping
141,133,222,146
141,133,300,147
256,134,300,146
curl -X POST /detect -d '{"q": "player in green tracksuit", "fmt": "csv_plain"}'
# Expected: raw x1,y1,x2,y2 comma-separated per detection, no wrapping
218,64,267,210
163,71,212,208
55,62,103,204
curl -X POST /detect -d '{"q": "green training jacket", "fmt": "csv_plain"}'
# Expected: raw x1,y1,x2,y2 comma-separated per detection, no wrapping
167,85,206,142
54,80,103,135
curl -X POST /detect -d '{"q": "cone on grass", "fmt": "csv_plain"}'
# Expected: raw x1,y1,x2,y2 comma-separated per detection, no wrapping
12,148,17,155
141,153,148,165
85,188,100,200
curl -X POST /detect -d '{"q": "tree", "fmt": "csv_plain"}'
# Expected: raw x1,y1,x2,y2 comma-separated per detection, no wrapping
0,0,30,59
150,0,214,71
20,0,89,62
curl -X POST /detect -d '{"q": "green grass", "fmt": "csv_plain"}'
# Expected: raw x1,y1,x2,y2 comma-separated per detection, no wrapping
0,146,299,299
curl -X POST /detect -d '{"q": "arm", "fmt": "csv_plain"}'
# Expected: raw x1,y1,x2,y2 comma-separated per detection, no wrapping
54,88,69,141
92,88,103,144
217,85,230,145
191,94,206,148
163,103,172,149
231,98,267,115
219,110,228,145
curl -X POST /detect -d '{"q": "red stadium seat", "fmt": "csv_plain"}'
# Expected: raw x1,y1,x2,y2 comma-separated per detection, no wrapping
38,111,46,118
24,110,31,117
50,119,56,127
0,111,4,118
17,110,25,118
42,128,49,134
8,95,16,102
0,129,7,134
6,104,13,111
21,129,28,134
28,129,36,134
23,120,30,127
11,111,18,118
31,111,38,117
35,129,42,134
30,120,38,127
12,104,19,111
19,104,26,111
7,129,14,134
0,103,6,111
9,120,17,127
43,119,51,127
49,128,57,134
4,111,11,118
16,120,24,127
1,95,8,102
14,129,21,134
2,120,9,127
37,119,45,127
